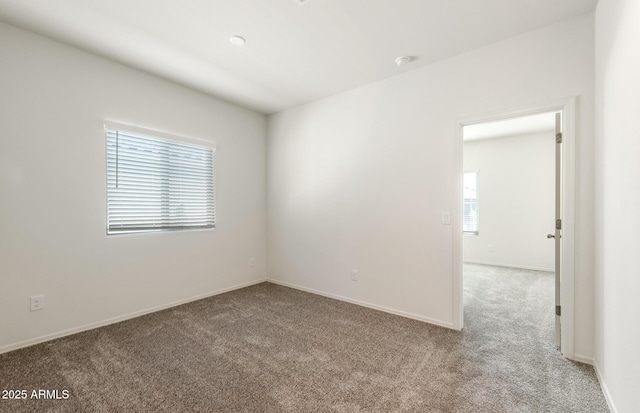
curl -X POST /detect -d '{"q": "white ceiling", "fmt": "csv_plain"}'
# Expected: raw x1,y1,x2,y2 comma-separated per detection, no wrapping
0,0,597,114
464,112,557,141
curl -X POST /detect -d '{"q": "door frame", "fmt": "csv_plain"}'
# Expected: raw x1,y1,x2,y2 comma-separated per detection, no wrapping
452,97,576,360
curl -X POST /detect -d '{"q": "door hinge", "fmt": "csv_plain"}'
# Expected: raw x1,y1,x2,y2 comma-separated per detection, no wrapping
556,219,562,230
556,132,563,143
556,305,561,316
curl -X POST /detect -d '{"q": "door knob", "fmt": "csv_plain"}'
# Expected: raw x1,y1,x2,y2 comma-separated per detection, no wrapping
547,234,555,239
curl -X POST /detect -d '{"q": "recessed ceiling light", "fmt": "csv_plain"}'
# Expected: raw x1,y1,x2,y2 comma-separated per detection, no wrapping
229,35,246,46
395,56,413,67
295,0,311,5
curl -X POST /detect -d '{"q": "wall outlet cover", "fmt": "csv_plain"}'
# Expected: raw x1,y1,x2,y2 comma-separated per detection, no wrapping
30,295,44,312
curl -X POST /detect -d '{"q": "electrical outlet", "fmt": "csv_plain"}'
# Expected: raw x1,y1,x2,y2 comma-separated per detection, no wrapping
249,257,255,268
351,269,358,281
489,244,495,253
30,295,44,312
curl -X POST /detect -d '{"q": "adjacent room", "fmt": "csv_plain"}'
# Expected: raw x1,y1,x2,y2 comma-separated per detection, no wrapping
463,113,557,274
0,0,638,412
462,112,559,340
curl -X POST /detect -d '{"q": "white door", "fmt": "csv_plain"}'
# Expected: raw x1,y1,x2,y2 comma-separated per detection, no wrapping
550,112,562,347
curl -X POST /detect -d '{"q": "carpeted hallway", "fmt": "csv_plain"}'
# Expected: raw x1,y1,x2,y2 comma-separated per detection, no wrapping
0,264,608,412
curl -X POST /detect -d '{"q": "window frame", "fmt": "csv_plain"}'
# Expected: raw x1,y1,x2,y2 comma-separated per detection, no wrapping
104,120,216,236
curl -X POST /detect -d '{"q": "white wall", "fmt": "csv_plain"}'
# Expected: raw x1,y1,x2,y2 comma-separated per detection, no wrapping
463,132,555,271
595,0,640,411
268,14,595,357
0,22,267,352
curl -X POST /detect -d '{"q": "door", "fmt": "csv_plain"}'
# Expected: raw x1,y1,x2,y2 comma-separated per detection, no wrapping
551,112,562,347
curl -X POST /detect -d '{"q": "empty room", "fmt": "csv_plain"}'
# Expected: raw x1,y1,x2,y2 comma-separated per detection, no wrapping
0,1,637,412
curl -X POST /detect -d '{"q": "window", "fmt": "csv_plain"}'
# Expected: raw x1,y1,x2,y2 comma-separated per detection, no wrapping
105,121,215,235
463,171,478,234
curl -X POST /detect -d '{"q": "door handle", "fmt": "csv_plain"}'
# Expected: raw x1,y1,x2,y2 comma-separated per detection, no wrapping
547,234,555,239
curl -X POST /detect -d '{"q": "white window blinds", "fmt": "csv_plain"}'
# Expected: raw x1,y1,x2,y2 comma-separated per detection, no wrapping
106,122,215,235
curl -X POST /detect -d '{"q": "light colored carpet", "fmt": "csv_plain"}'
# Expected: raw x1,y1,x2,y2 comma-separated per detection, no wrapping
0,264,608,412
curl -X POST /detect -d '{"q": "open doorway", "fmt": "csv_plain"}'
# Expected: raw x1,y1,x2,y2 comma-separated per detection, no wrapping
463,111,558,346
453,99,576,360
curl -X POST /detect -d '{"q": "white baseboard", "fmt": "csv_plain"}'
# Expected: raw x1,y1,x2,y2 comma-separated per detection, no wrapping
463,260,554,272
573,354,594,365
0,278,267,355
593,360,618,413
267,278,454,330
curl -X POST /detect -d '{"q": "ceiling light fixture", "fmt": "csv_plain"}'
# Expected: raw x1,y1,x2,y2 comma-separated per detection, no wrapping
295,0,311,5
229,35,246,46
395,56,413,67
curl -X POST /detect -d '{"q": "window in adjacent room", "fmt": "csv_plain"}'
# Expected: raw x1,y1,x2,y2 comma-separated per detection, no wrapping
463,171,478,235
105,121,215,235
